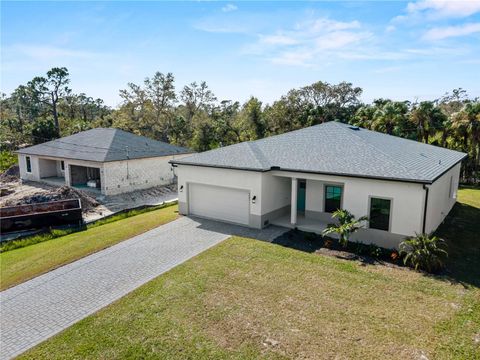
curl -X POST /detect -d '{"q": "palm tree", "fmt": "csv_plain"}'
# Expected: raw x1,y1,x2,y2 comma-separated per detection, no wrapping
410,101,447,143
451,102,480,181
322,209,368,247
399,234,447,273
372,101,409,135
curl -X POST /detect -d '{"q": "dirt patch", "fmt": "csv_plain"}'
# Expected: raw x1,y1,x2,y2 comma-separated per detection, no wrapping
0,165,20,183
1,167,99,214
2,186,99,212
97,184,178,213
1,176,178,223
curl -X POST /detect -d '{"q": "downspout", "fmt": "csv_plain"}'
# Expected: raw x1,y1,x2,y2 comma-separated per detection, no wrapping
422,184,430,234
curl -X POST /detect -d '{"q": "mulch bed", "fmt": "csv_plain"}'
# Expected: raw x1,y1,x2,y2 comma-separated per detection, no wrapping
272,229,406,269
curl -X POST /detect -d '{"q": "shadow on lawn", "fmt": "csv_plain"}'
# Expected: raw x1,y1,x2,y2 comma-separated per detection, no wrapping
270,201,480,289
435,202,480,288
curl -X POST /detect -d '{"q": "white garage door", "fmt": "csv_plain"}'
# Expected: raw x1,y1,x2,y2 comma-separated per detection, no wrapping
188,183,250,225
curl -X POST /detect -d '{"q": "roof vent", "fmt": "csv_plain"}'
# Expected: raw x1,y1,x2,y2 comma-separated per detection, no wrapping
348,126,360,131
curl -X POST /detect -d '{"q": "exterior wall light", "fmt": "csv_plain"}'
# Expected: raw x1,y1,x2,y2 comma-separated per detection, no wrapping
180,185,184,192
252,195,256,204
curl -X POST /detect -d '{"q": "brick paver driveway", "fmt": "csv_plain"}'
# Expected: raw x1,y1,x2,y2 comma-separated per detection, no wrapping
0,216,285,359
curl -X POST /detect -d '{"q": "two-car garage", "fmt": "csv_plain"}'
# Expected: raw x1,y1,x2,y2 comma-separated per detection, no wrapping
188,183,250,226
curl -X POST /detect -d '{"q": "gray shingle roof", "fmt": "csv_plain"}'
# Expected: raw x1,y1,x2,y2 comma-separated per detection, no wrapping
171,122,466,183
17,128,192,162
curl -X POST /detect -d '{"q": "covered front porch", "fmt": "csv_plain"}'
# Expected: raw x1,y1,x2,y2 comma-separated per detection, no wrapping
268,176,340,234
270,213,332,236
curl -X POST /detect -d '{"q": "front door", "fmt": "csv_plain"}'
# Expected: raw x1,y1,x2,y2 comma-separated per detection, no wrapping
297,180,306,212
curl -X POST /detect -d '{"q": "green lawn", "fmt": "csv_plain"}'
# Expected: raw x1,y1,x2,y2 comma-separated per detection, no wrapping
19,189,480,360
436,187,480,287
0,204,179,290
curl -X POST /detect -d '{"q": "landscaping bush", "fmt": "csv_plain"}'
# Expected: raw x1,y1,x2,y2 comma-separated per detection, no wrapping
322,209,368,247
399,234,448,273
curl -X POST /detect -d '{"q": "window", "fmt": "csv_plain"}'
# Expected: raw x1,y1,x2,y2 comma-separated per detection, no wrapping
61,161,65,171
26,156,32,173
369,197,391,231
324,185,342,213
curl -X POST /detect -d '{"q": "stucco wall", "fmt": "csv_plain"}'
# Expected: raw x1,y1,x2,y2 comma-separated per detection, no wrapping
272,170,426,238
176,165,263,226
103,154,191,196
424,162,461,234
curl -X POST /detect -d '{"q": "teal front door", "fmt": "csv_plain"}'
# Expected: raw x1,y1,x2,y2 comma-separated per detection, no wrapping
297,180,306,211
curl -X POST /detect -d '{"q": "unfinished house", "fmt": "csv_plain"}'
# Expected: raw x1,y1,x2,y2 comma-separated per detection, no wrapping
17,128,192,195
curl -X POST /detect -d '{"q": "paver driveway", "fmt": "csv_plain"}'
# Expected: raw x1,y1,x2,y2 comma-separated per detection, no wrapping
0,216,285,359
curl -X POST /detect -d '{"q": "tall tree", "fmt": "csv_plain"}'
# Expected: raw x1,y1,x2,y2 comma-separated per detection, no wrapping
410,101,447,143
28,67,70,136
180,81,216,121
144,72,176,141
372,101,409,135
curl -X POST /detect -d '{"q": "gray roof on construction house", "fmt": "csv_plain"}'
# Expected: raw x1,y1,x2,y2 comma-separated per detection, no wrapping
17,128,192,162
171,121,467,184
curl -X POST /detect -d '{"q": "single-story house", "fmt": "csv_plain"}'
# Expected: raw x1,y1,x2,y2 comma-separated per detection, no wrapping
171,122,466,249
17,128,192,195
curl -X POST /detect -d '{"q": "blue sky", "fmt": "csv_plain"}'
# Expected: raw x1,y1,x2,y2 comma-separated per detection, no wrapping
2,1,480,107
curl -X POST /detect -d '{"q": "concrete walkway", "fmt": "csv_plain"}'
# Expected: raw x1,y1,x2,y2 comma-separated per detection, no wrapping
0,217,285,359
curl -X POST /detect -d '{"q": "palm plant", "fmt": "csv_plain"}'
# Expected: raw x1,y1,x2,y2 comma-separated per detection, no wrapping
322,209,368,247
399,234,448,273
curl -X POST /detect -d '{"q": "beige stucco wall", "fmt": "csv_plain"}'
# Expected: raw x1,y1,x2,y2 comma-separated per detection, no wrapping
424,162,461,234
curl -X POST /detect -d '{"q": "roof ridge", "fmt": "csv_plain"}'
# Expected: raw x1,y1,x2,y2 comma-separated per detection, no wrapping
331,122,421,179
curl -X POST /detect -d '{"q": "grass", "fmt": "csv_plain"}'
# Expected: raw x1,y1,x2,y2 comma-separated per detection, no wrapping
436,186,480,287
19,189,480,359
1,202,178,252
0,204,179,290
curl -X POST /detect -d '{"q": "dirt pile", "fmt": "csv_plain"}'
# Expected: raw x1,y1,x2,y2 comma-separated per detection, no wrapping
0,165,20,183
2,185,99,211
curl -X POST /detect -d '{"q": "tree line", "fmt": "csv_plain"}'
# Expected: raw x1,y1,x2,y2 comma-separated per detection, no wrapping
1,67,478,183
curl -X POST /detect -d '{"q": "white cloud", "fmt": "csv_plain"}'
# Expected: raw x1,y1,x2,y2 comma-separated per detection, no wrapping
423,22,480,40
250,17,373,66
306,18,361,32
385,25,396,33
395,0,480,22
259,34,298,45
407,0,480,19
271,50,314,66
221,4,238,13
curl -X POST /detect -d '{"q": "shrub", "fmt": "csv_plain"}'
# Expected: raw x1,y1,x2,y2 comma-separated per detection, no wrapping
322,209,368,247
399,234,448,273
0,150,17,172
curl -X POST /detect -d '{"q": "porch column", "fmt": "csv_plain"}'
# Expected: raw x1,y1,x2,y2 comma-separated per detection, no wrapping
291,177,297,225
65,164,71,187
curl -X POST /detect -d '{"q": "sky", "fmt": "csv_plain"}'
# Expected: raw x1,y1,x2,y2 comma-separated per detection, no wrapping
1,1,480,108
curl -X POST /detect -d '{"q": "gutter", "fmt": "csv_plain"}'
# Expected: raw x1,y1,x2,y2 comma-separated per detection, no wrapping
422,184,430,234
